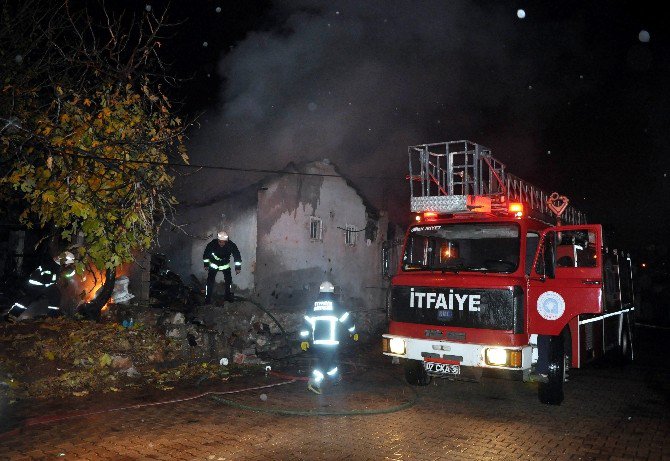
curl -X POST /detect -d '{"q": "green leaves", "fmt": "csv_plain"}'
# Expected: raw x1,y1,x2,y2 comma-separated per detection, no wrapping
0,4,188,273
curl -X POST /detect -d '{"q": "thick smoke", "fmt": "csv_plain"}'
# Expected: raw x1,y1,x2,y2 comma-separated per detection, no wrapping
181,1,589,223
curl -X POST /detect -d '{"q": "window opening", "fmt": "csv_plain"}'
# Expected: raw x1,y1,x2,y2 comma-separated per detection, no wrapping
310,217,323,241
345,224,356,246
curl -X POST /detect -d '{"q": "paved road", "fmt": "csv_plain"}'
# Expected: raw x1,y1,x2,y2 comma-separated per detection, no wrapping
0,326,668,461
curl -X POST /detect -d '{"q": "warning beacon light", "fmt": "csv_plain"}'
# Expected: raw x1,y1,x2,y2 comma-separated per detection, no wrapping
508,202,524,218
423,211,438,221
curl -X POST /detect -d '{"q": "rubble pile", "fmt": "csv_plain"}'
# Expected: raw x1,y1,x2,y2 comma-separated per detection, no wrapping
158,301,303,364
0,318,230,400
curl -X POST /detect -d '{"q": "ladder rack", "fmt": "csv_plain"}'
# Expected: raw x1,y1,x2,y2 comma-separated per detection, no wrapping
408,140,586,224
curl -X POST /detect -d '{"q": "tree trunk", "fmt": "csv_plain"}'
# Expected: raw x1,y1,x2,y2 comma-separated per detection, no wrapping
79,267,116,321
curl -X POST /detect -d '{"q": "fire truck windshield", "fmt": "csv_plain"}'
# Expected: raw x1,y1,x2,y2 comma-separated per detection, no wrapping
402,223,520,273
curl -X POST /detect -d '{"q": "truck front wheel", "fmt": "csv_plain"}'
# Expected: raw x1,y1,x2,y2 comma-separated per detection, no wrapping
538,334,567,405
616,318,634,365
404,360,431,386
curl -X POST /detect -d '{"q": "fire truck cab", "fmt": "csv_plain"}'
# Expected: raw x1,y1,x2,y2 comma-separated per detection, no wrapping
382,141,635,405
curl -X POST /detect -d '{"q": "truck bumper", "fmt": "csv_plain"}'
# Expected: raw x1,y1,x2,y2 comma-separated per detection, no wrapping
382,334,533,378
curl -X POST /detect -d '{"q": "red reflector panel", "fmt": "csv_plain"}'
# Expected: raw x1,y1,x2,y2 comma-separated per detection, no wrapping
423,357,461,365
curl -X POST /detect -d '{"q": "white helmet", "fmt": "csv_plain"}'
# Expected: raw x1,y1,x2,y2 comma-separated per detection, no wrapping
55,251,75,265
319,281,334,293
217,231,229,241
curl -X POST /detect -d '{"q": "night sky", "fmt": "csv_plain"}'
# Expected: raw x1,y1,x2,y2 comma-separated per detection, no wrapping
150,1,668,258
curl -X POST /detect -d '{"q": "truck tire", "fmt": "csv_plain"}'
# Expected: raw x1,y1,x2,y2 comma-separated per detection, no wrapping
538,334,566,405
616,318,634,365
404,360,431,386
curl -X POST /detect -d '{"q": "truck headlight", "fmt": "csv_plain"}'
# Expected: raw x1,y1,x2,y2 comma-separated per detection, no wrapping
484,348,522,367
389,337,406,355
485,348,508,366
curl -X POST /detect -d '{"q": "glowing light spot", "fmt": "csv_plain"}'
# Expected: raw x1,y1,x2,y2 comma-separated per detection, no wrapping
638,30,650,42
517,9,526,19
145,4,151,11
202,42,208,47
14,54,23,64
216,6,222,13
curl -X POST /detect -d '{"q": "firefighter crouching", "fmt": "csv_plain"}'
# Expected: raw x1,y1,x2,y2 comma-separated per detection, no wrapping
300,281,358,394
203,231,242,304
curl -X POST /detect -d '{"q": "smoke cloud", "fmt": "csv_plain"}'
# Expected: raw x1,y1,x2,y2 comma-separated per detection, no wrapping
181,1,592,223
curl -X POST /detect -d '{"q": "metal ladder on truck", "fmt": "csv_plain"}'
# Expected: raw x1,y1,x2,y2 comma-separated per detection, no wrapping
407,140,586,224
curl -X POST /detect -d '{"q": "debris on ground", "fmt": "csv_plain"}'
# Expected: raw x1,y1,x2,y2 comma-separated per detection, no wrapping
0,318,234,400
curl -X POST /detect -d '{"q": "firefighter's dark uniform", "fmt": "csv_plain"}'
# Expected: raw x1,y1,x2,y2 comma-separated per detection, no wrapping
202,238,242,303
7,260,62,319
300,285,356,393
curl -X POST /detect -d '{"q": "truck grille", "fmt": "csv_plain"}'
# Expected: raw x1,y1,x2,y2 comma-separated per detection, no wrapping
390,286,524,333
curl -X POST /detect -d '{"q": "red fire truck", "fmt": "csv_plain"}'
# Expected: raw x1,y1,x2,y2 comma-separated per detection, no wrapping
382,141,635,405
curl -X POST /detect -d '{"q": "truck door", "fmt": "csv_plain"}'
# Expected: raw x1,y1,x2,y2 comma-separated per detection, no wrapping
527,225,603,336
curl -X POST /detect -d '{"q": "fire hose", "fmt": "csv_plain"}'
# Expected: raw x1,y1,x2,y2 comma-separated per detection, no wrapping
210,364,418,417
0,379,296,440
0,368,417,439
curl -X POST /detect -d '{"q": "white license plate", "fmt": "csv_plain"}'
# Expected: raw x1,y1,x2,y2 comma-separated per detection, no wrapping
424,362,460,375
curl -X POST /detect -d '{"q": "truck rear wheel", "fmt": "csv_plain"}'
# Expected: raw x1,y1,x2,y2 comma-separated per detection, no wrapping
538,334,566,405
404,360,431,386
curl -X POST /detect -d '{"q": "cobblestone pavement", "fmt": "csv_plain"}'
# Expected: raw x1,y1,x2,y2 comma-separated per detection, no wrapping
1,327,668,461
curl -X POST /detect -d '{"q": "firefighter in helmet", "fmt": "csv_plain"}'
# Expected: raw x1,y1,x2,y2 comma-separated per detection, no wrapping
300,281,358,394
202,231,242,303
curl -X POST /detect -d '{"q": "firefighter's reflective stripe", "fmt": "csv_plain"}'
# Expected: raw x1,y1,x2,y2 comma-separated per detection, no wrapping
48,305,60,310
234,261,241,267
348,325,355,333
314,339,338,345
305,315,340,346
313,369,324,383
63,269,75,278
208,263,230,270
211,252,222,261
12,303,26,310
339,312,349,322
299,330,309,337
327,367,338,376
29,279,55,287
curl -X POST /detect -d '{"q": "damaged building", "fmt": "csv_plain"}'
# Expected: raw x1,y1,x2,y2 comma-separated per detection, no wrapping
160,159,391,335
